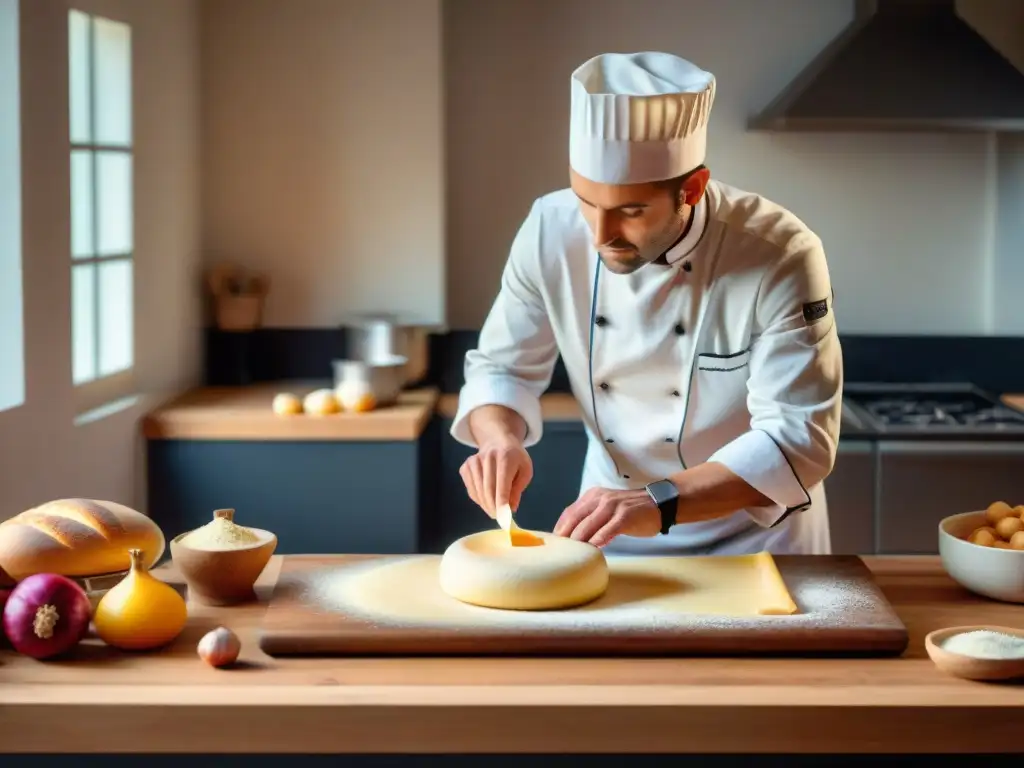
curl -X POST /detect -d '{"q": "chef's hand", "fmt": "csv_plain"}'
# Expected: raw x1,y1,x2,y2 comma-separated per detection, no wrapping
553,488,660,547
459,437,533,519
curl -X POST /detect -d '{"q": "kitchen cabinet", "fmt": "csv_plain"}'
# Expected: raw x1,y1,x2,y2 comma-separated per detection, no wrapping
147,438,432,555
876,440,1024,555
143,385,440,555
822,440,877,555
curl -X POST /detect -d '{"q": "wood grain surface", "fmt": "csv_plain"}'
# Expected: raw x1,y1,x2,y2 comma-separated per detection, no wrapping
257,554,909,656
2,555,1024,754
141,383,439,441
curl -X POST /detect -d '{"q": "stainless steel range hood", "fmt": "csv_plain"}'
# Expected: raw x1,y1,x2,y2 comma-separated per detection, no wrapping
750,0,1024,132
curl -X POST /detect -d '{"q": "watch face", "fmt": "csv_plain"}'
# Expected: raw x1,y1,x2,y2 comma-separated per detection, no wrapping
649,480,677,504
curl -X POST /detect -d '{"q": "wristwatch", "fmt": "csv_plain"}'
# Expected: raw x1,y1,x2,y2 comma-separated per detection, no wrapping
645,479,679,535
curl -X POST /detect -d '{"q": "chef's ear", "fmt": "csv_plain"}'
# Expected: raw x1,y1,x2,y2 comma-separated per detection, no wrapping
681,166,710,207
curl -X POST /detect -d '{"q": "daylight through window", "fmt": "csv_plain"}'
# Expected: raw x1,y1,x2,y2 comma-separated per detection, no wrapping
0,0,24,414
68,9,133,391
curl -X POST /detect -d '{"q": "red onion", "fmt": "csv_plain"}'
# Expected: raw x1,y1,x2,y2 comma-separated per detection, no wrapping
2,574,91,659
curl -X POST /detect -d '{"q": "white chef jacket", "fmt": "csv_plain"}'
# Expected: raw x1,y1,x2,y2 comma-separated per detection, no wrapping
450,180,842,556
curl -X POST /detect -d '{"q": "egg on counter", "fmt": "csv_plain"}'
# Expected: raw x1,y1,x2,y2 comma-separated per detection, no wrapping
302,389,341,416
271,392,303,416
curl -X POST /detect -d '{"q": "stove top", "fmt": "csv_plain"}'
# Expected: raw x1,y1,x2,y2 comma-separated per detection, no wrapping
843,383,1024,435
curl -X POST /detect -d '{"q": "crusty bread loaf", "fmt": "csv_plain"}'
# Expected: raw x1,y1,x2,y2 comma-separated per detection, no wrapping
0,498,166,580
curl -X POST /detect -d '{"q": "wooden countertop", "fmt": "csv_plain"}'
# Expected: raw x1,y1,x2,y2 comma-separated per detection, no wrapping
142,383,439,441
139,388,1024,443
2,555,1023,754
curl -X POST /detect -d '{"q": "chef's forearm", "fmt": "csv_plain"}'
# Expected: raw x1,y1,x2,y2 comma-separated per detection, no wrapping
666,461,775,523
467,404,529,448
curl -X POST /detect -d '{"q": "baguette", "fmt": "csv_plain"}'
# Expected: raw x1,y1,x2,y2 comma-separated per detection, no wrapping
0,498,166,580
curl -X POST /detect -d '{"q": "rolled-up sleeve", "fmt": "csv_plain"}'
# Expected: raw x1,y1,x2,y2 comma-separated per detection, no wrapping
707,235,843,528
450,201,559,449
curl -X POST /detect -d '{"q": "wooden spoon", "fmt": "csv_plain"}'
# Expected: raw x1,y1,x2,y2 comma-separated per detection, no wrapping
496,503,543,547
924,624,1024,681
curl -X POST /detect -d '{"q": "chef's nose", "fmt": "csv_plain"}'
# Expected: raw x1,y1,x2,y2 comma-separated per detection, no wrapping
593,210,616,246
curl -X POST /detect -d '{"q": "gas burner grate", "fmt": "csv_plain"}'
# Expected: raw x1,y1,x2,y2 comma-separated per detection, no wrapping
845,385,1024,431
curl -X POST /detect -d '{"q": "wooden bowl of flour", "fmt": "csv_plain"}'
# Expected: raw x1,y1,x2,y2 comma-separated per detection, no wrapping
170,508,277,606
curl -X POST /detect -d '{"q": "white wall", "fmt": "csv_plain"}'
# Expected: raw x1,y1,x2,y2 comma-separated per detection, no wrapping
0,0,201,520
444,0,1024,333
197,0,1021,333
200,0,445,329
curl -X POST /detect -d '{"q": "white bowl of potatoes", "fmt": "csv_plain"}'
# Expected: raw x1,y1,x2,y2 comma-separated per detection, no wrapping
938,501,1024,603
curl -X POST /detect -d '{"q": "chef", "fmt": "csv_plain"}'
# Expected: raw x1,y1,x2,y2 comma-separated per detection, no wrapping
450,51,842,556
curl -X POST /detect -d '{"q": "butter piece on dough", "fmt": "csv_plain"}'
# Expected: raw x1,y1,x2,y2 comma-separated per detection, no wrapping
495,503,543,547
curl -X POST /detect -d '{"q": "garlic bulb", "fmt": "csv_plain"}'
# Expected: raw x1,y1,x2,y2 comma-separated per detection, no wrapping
197,626,241,668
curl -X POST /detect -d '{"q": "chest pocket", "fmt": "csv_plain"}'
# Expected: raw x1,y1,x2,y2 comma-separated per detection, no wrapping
691,348,752,428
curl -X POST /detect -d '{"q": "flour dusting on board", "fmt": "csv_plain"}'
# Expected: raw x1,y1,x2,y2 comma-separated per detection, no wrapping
289,555,897,634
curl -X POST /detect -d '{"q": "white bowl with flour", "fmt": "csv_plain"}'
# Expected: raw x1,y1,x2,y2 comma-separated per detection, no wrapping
939,510,1024,603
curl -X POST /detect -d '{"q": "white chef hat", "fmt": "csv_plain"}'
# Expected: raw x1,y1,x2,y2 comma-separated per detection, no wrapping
569,52,716,185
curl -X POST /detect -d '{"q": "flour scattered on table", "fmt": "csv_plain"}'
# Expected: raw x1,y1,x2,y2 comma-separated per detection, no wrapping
289,555,895,634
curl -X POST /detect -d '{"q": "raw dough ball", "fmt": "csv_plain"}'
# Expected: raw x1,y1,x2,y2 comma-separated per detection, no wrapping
993,541,1013,549
271,392,303,416
1010,531,1024,551
968,527,997,547
996,516,1024,541
439,529,609,611
985,501,1016,526
303,388,340,416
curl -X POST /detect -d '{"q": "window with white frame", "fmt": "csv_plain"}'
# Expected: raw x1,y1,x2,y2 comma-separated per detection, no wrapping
0,0,24,414
68,10,133,408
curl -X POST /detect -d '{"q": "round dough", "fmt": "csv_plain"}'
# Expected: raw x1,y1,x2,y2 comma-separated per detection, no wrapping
438,529,609,611
968,527,997,547
985,501,1016,526
996,516,1024,541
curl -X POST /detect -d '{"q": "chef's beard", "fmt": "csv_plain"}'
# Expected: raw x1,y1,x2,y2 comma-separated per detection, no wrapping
598,210,690,275
598,247,647,274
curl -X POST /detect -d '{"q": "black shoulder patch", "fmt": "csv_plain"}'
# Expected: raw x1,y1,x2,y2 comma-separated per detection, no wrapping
802,298,829,324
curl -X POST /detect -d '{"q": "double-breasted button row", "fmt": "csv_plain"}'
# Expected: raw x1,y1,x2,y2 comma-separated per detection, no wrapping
593,315,686,335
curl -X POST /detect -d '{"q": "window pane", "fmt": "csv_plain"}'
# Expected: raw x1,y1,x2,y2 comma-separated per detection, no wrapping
96,151,131,255
72,263,96,384
68,10,91,144
1,0,24,411
93,17,130,147
98,258,132,376
70,149,93,258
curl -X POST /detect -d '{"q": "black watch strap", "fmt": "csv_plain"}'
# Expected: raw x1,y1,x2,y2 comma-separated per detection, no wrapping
645,479,679,535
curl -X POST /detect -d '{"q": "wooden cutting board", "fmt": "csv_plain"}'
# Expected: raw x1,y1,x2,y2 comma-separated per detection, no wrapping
257,554,909,656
